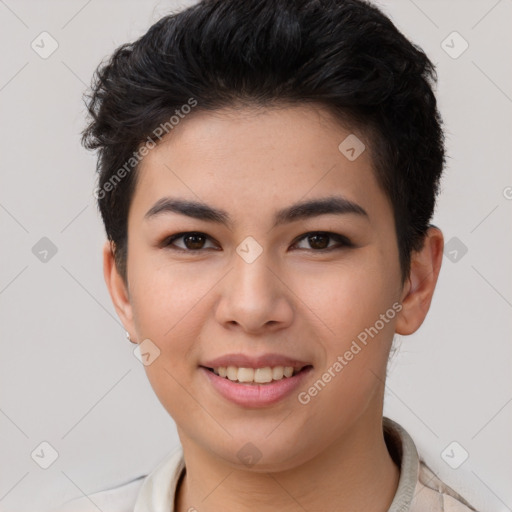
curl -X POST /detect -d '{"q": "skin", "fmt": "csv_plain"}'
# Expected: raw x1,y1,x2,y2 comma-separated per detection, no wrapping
104,104,443,512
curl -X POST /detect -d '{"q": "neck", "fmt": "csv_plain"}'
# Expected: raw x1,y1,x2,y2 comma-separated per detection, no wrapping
175,408,400,512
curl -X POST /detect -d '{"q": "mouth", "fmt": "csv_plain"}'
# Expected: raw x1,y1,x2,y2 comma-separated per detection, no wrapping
199,353,314,407
201,364,313,385
199,363,314,407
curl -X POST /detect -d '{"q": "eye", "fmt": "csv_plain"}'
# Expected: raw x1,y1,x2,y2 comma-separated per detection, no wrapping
162,232,219,251
291,231,353,251
161,230,352,253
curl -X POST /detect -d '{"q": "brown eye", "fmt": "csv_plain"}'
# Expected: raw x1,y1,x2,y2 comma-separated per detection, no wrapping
293,232,352,251
163,232,218,251
182,233,206,249
306,233,330,249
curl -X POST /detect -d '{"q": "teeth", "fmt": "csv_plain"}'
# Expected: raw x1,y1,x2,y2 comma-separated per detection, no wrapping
254,367,272,383
272,366,284,380
283,366,294,378
213,365,300,384
227,366,238,380
238,367,255,383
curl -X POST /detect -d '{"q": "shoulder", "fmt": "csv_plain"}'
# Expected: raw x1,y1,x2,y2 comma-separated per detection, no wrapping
50,447,185,512
49,476,145,512
383,418,479,512
411,461,478,512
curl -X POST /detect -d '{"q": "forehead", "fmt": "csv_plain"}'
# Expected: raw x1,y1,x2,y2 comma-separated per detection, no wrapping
131,104,392,227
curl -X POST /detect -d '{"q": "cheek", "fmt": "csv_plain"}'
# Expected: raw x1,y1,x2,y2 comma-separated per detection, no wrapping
127,243,210,335
293,251,399,340
294,268,396,426
290,252,399,408
127,249,224,372
127,266,211,420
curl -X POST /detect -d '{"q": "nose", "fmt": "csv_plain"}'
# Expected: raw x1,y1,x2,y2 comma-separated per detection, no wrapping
214,247,294,334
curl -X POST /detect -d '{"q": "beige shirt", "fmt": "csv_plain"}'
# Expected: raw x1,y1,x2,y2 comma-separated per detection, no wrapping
52,418,477,512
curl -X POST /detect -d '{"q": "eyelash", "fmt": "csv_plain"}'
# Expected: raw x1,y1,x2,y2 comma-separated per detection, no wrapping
161,231,353,253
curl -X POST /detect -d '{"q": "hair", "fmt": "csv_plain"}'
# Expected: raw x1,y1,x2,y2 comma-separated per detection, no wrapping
82,0,445,285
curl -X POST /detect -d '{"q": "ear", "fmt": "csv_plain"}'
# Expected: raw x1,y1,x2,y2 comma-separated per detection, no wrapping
103,240,137,344
395,226,444,336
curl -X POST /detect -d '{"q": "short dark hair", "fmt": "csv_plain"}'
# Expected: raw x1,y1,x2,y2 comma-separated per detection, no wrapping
82,0,445,285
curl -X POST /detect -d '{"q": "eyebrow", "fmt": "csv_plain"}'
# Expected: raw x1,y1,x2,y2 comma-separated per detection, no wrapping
144,195,369,229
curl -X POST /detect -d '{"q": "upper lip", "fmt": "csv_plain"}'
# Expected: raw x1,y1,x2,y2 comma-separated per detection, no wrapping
201,353,312,370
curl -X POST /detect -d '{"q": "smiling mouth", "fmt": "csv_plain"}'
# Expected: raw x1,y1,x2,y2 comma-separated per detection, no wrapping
202,365,313,385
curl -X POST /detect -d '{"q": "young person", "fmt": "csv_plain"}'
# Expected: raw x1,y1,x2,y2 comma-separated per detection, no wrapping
55,0,478,510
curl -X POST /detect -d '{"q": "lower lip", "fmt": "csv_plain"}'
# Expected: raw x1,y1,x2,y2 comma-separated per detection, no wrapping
200,366,313,408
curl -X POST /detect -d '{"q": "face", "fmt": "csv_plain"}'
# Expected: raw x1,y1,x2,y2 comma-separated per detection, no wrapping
106,104,426,471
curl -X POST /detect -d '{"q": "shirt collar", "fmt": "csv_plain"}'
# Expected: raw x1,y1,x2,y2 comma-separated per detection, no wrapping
383,417,420,512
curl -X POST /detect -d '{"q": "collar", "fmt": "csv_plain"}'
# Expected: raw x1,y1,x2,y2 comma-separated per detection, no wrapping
383,417,420,511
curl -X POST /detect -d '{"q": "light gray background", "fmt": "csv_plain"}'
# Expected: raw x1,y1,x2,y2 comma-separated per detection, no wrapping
1,1,511,511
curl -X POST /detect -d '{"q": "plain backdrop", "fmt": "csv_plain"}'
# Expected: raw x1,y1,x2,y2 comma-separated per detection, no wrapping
1,0,511,511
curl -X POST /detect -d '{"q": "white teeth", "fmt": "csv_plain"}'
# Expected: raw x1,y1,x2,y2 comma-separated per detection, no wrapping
227,366,238,380
254,367,273,383
237,367,254,382
283,366,294,378
213,365,300,384
272,366,284,380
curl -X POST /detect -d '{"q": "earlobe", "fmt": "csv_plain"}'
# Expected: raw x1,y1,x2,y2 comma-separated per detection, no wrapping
102,241,137,343
395,226,444,336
